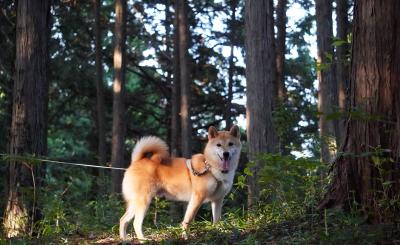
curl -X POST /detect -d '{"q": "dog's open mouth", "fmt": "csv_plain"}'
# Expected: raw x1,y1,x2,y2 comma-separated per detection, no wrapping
219,155,230,174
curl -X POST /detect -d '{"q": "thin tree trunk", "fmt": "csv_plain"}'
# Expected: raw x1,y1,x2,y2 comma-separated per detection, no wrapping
315,0,337,164
111,0,127,193
171,0,181,157
169,0,183,223
275,0,287,103
94,0,106,166
319,0,400,223
3,0,50,237
225,0,237,130
336,0,349,147
93,0,107,195
165,0,172,147
177,0,191,158
245,0,279,208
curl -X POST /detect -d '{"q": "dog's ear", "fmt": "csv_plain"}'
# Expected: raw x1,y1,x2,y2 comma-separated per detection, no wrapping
229,125,240,138
208,126,219,140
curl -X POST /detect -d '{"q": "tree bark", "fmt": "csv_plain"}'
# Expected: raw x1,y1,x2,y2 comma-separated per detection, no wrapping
3,0,50,237
275,0,287,103
168,0,183,223
319,0,400,223
111,0,127,193
245,0,279,207
335,0,350,147
171,0,181,157
177,0,191,158
315,0,337,164
94,0,106,166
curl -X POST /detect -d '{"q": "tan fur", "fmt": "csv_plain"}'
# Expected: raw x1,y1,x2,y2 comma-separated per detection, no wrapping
119,126,241,242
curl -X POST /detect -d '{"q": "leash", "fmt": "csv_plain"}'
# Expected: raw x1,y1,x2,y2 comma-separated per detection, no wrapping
185,159,210,176
0,153,127,171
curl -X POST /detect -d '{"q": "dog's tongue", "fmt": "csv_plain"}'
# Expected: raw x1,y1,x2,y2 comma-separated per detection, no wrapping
222,159,230,171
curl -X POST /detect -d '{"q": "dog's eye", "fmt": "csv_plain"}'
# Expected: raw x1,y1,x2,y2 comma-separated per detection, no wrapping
216,143,222,147
228,142,234,146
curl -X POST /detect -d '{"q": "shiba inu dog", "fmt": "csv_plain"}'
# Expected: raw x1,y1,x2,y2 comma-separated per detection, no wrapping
119,125,241,242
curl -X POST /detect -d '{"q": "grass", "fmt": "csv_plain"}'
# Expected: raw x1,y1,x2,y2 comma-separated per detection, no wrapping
2,204,399,244
1,154,400,244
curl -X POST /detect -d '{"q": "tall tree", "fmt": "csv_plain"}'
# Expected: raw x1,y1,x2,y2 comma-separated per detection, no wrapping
177,0,191,158
171,0,181,157
225,0,238,129
335,0,350,146
169,0,183,223
111,0,127,193
3,0,50,237
245,0,279,207
94,0,106,166
319,0,400,222
275,0,288,103
315,0,337,163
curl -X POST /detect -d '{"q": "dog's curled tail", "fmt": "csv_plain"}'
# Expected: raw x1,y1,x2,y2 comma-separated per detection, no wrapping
131,136,170,163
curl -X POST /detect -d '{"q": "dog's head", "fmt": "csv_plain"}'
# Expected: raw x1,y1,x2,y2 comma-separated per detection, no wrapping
204,125,241,174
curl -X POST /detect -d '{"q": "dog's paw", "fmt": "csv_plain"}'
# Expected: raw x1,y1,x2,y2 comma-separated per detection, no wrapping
137,237,150,244
182,231,189,240
181,230,188,240
120,237,130,245
181,222,190,240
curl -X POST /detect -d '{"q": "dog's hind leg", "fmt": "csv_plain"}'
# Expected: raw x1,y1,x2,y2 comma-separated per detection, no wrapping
133,195,152,242
120,203,135,241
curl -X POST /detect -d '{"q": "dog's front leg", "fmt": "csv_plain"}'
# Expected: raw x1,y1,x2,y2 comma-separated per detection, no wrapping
211,198,224,224
181,192,205,239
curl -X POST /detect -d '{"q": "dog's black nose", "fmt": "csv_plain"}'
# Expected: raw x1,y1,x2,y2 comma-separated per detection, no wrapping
223,152,230,159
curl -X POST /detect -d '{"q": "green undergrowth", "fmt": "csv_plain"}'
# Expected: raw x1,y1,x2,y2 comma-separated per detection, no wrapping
3,204,399,244
131,205,400,244
1,154,400,244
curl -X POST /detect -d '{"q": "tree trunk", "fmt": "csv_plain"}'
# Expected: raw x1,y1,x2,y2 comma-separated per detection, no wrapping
171,0,181,157
3,0,50,237
169,0,183,223
111,0,127,193
93,0,107,195
315,0,337,164
94,0,106,166
245,0,279,207
275,0,287,103
335,0,350,147
318,0,400,223
164,0,172,151
177,0,191,158
225,0,237,130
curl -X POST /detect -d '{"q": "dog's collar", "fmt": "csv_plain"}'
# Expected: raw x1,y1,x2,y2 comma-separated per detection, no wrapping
185,159,211,176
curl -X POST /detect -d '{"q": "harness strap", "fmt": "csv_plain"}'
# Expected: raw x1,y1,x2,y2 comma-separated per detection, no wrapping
185,159,210,176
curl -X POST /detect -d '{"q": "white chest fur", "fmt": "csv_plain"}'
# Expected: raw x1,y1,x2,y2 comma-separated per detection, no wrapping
206,168,235,201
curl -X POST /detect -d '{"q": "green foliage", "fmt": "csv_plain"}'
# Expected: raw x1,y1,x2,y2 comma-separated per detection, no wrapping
32,164,123,239
1,153,399,243
257,154,327,208
273,101,319,156
281,7,320,156
369,147,400,221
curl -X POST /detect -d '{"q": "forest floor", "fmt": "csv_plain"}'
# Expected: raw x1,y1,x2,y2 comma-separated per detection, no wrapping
2,156,399,244
7,209,400,244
